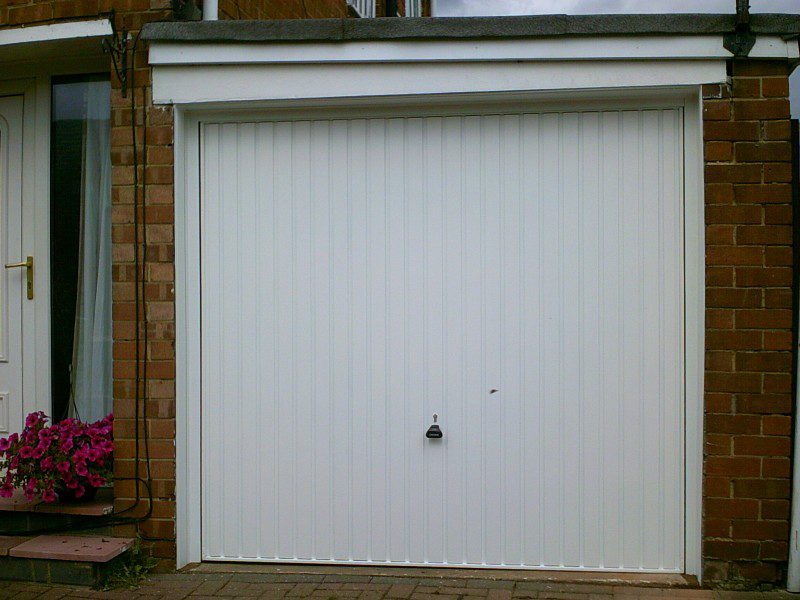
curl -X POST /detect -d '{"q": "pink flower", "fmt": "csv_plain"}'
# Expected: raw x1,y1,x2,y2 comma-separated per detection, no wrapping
25,412,41,428
23,479,37,500
1,411,113,503
0,483,13,498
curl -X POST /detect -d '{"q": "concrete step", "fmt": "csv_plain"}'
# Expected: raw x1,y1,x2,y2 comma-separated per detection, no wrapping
0,534,134,585
0,488,114,535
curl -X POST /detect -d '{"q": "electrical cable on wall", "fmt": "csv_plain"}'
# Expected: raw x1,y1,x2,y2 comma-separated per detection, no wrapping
105,17,156,532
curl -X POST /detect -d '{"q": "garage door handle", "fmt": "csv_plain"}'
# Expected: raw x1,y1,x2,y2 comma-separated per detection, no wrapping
426,413,443,439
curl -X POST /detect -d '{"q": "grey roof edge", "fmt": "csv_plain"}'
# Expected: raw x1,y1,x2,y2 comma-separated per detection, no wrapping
141,14,800,44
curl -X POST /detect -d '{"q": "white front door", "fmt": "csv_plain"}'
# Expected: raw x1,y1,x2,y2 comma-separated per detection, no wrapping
200,106,686,571
0,95,26,436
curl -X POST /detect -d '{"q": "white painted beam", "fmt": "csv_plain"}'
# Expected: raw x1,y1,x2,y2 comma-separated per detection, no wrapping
0,19,111,48
148,35,797,65
151,60,726,105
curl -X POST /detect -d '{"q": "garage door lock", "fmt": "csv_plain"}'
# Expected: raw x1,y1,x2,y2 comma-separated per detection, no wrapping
426,414,443,439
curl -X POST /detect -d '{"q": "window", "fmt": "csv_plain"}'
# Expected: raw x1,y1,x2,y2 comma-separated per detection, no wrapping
50,75,112,422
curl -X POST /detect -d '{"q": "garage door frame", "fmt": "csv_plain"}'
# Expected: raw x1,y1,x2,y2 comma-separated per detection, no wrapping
173,88,705,578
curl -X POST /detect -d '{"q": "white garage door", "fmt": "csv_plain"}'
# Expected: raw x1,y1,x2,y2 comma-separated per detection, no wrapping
200,106,685,571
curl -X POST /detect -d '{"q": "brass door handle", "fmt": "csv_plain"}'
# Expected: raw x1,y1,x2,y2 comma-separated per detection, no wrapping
4,255,33,299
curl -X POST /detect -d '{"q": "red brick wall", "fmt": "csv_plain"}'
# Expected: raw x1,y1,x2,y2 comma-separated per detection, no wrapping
0,0,107,28
702,60,794,585
219,0,347,20
107,4,178,565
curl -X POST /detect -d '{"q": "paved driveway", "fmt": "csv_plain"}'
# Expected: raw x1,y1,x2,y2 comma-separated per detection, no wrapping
0,572,792,599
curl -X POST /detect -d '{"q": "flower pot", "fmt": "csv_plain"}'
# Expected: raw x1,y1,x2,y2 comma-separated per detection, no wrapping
56,485,98,503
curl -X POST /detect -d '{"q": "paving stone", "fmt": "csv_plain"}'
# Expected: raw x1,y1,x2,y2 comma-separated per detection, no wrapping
439,586,489,595
487,589,514,600
410,594,460,600
216,582,264,596
9,592,45,600
193,581,230,595
92,591,142,600
533,584,612,595
324,575,374,584
230,575,289,584
158,573,229,582
286,583,321,596
611,588,666,597
259,575,327,584
466,580,515,590
313,584,345,590
0,573,780,599
346,583,390,591
386,583,417,598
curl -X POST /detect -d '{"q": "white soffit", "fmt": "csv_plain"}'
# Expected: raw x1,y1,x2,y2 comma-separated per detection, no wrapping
151,60,726,105
0,19,112,63
148,34,796,65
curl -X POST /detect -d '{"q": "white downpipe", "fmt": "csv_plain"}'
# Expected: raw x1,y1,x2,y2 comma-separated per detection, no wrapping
203,0,218,20
789,319,800,591
788,65,800,593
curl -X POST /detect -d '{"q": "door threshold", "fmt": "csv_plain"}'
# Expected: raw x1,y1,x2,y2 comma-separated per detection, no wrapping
183,562,697,588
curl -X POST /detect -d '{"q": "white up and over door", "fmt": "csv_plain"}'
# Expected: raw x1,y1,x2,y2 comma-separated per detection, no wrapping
200,106,685,571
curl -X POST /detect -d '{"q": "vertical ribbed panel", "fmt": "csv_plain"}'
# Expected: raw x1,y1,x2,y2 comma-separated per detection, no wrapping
201,108,684,571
